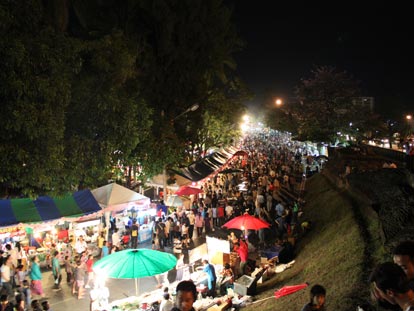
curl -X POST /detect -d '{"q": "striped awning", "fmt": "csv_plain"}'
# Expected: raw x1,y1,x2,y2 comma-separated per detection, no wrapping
0,189,101,227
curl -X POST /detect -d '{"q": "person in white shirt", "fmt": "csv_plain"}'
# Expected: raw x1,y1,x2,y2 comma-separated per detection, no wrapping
1,255,13,297
225,204,233,220
90,279,110,311
111,229,120,248
75,235,88,255
159,293,174,311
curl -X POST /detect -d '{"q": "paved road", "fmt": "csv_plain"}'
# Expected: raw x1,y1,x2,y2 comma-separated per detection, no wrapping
45,237,206,310
45,269,159,310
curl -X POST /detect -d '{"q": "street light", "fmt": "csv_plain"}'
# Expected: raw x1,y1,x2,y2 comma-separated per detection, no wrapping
174,104,199,120
275,98,282,106
406,114,413,140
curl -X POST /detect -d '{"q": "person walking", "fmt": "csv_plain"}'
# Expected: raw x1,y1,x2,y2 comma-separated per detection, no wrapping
195,212,204,238
0,255,13,299
29,256,46,299
130,220,139,249
97,232,105,257
73,260,86,299
85,254,94,289
51,251,62,290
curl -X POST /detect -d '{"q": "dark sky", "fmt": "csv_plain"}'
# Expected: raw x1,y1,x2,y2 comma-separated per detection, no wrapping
229,1,413,118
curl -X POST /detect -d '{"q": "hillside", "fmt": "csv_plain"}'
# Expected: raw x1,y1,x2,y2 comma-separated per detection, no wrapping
244,173,383,310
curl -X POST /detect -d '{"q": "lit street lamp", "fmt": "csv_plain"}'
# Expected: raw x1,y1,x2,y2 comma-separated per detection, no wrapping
275,98,282,106
406,114,413,139
174,104,199,121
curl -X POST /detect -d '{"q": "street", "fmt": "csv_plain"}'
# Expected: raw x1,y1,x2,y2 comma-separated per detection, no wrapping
46,240,161,310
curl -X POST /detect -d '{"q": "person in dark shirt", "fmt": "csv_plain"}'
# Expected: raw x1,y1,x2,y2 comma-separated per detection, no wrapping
301,284,326,311
370,262,414,311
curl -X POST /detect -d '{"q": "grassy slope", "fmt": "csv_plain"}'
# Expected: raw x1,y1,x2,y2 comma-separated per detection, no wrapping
245,174,370,310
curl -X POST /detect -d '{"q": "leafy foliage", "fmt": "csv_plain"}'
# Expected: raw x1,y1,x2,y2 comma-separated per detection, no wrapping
0,1,79,196
0,0,245,196
292,66,363,142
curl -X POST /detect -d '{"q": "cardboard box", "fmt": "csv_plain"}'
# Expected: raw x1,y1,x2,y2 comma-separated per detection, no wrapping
234,275,257,296
210,252,230,265
207,301,230,311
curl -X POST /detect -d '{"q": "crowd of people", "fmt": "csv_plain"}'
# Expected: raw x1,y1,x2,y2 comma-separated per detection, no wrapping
1,129,413,311
0,233,109,311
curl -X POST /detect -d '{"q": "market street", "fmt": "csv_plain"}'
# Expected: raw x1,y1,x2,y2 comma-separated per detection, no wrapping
47,237,208,310
47,240,161,310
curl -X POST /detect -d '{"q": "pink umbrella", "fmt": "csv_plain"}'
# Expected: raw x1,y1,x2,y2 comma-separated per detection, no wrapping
222,213,270,231
274,283,308,299
175,186,204,196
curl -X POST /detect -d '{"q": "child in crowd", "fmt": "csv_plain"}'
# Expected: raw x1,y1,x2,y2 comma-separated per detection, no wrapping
122,231,130,249
14,294,24,311
15,264,27,287
101,241,109,258
31,300,42,311
41,300,52,311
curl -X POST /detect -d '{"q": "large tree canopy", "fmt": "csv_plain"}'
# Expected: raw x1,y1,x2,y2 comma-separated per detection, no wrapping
0,2,79,196
0,0,246,196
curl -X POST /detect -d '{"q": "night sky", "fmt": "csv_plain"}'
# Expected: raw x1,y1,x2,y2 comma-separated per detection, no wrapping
230,1,412,118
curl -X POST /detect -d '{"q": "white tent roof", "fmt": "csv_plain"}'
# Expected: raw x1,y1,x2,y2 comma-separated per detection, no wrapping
91,183,150,212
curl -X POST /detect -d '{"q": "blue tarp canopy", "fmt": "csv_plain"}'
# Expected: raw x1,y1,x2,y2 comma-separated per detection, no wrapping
0,189,101,227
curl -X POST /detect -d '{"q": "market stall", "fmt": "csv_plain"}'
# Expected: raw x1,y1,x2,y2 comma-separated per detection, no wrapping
91,183,152,241
0,189,102,227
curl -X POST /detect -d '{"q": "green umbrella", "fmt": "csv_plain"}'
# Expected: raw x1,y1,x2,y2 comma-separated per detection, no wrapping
93,249,177,295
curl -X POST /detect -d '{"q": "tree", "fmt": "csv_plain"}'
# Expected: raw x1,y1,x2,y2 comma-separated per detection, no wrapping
128,0,244,167
0,0,246,196
63,31,152,190
292,66,366,143
190,79,249,161
0,2,153,195
0,1,80,196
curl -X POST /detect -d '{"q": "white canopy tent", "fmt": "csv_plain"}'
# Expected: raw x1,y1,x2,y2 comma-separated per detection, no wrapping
91,183,152,240
92,183,150,213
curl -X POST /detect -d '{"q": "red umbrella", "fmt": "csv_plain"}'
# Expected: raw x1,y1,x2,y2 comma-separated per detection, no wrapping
175,186,204,196
274,283,308,299
222,213,270,231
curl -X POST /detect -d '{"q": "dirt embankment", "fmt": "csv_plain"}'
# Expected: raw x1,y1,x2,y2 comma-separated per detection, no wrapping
247,151,413,311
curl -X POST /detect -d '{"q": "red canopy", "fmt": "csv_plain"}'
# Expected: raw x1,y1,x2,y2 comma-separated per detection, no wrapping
274,283,308,299
222,213,270,231
175,186,204,196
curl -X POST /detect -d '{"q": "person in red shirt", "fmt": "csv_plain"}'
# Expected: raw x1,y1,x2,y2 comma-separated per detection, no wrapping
122,231,130,248
217,205,225,227
85,254,94,289
235,239,248,277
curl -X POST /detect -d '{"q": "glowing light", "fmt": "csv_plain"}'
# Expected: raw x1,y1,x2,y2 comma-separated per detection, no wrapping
240,123,249,132
275,98,282,106
242,115,249,122
407,115,412,120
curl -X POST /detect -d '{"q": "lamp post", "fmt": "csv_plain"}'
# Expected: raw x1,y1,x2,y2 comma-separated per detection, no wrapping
162,104,199,203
